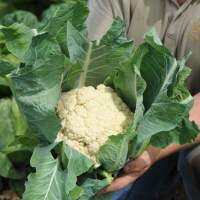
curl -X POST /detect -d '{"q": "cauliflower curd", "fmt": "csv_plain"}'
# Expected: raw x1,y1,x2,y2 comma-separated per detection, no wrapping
57,84,133,163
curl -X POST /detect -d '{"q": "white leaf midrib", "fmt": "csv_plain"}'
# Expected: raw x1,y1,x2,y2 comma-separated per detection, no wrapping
78,42,93,88
43,162,58,200
159,59,177,94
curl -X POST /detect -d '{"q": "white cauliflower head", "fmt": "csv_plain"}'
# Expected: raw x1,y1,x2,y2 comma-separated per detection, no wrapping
57,84,133,164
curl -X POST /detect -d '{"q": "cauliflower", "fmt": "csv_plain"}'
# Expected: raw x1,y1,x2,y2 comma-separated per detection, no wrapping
57,84,133,164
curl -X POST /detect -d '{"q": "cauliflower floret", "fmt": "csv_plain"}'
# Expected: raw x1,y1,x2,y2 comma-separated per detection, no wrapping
57,84,133,164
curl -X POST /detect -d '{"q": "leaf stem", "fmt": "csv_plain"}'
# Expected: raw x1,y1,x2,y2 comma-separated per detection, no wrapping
99,170,113,184
78,42,93,88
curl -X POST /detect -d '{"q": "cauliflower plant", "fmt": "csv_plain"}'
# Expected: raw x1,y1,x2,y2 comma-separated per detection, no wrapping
57,84,133,164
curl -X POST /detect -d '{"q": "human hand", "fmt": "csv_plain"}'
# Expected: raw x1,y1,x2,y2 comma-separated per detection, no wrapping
101,147,161,193
189,93,200,126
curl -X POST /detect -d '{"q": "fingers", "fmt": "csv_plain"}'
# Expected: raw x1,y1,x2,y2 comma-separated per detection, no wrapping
124,151,153,174
101,172,141,193
100,151,156,194
189,93,200,125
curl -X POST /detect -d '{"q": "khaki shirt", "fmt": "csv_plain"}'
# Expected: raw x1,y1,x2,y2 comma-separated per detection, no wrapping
87,0,200,95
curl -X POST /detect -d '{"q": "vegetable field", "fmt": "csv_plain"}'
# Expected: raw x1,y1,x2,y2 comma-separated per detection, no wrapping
0,0,198,199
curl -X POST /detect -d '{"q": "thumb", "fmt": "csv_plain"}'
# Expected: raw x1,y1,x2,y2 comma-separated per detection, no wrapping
124,160,146,173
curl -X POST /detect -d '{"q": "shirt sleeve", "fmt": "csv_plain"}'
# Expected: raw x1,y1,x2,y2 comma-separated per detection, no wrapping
86,0,114,41
86,0,125,41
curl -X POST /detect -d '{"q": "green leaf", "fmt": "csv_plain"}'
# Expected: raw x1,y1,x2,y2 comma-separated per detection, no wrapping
97,134,129,172
0,77,11,98
134,30,194,144
0,99,29,151
10,33,66,142
59,142,93,194
23,145,67,200
0,30,20,77
64,20,133,89
130,46,147,128
0,23,34,60
101,18,132,45
61,143,93,176
0,98,35,179
0,61,16,76
0,76,8,86
169,57,192,102
144,28,171,56
110,29,198,156
79,178,112,200
0,152,22,179
105,44,148,158
10,99,29,137
150,118,199,148
39,1,88,53
137,95,190,142
1,10,38,28
68,186,84,200
105,63,138,110
0,99,16,150
23,142,93,200
105,45,147,112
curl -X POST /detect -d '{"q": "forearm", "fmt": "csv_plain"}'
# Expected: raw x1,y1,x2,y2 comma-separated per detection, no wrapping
146,135,200,162
157,138,200,160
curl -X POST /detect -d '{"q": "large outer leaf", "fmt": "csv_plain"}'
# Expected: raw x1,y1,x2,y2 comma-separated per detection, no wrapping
23,145,67,200
10,33,66,142
0,99,33,179
23,142,94,200
0,23,34,60
104,28,198,156
39,1,88,53
135,29,196,145
63,20,133,89
1,10,38,28
40,1,88,32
